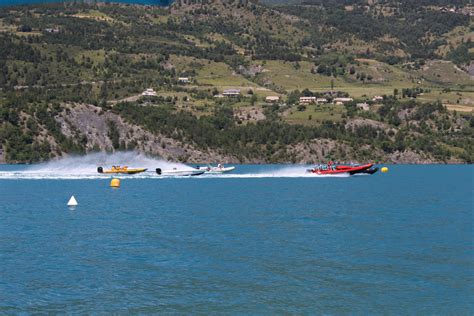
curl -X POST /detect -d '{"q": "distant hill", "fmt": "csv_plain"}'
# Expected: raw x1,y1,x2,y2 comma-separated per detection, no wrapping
0,0,472,164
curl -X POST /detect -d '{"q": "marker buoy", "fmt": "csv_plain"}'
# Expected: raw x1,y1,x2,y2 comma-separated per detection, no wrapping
381,167,388,173
110,178,120,188
67,195,78,209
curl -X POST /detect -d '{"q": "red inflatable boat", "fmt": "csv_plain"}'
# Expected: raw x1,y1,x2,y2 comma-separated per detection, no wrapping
308,162,378,175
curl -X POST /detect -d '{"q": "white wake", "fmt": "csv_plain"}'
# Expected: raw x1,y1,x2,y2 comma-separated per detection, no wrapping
0,152,191,179
0,152,350,180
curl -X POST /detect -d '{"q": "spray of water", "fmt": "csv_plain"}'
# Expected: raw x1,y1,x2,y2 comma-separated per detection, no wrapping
0,152,191,179
0,152,351,179
27,152,190,173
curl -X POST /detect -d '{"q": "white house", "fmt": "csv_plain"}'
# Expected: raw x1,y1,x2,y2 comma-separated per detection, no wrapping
316,98,328,104
299,96,316,104
44,27,60,33
356,102,370,111
266,96,280,103
142,88,157,97
223,89,241,97
178,77,191,84
333,97,353,104
372,95,384,101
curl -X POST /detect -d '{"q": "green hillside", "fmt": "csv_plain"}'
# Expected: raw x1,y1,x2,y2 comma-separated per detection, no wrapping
0,0,472,163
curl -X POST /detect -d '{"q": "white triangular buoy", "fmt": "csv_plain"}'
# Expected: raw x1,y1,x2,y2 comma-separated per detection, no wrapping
67,195,78,207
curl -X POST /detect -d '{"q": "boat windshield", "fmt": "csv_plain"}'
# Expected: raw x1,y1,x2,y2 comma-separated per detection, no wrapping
315,164,336,171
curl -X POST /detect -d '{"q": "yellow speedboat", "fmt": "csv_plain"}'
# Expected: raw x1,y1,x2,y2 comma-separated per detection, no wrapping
97,166,147,175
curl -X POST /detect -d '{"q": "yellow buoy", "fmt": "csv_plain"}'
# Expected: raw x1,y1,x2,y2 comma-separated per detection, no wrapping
381,167,389,173
110,178,120,188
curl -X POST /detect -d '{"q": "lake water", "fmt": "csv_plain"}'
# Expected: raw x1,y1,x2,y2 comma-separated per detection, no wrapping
0,155,473,313
0,0,172,6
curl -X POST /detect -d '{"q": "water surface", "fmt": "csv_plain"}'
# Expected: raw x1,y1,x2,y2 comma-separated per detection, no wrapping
0,163,472,313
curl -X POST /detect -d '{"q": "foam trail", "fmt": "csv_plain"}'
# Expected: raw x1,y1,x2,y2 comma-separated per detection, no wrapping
0,153,350,179
199,165,350,179
0,152,191,179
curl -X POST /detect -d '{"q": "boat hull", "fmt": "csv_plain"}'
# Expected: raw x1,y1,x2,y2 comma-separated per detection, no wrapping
156,168,204,176
309,163,374,175
97,167,147,174
200,166,235,174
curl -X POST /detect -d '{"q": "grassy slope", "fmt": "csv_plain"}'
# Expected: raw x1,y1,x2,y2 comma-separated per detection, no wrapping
1,2,472,120
0,2,472,164
251,58,473,102
284,104,346,125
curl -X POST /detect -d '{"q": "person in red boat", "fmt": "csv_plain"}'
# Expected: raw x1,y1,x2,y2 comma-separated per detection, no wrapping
327,161,335,170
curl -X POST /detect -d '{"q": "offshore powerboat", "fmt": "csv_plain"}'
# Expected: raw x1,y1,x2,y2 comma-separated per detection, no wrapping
197,164,235,174
307,162,377,175
155,168,205,177
97,166,147,174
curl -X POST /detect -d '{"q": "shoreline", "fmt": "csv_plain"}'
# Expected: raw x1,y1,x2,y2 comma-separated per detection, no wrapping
0,161,471,166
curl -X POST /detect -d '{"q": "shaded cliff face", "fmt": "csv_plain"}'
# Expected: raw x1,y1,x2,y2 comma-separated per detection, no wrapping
0,100,466,165
50,103,456,165
55,103,240,163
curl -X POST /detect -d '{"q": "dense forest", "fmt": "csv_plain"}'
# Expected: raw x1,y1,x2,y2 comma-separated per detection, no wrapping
0,0,472,163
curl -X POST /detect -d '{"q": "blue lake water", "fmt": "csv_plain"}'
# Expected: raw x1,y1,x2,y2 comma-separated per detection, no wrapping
0,0,172,6
0,162,473,313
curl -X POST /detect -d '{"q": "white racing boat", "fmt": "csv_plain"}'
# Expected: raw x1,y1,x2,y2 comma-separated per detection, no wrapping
197,164,235,174
155,168,205,177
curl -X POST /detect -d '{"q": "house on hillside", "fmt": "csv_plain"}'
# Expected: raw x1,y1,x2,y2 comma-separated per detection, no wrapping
356,102,370,111
316,98,328,104
44,27,60,33
142,88,157,97
223,89,241,97
333,97,353,105
460,7,474,16
372,95,384,102
299,96,316,104
178,77,191,84
265,96,280,103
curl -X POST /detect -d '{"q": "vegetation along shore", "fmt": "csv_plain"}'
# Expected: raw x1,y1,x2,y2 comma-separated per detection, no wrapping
0,0,473,164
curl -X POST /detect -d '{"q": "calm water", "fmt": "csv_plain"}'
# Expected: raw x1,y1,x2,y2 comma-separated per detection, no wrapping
0,0,172,6
0,164,473,313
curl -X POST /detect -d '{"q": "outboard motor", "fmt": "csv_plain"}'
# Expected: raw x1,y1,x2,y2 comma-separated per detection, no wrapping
156,168,162,175
97,166,103,173
368,167,379,174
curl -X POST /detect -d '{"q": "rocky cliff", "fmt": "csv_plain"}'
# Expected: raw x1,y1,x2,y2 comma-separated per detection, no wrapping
55,103,241,163
47,103,463,165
